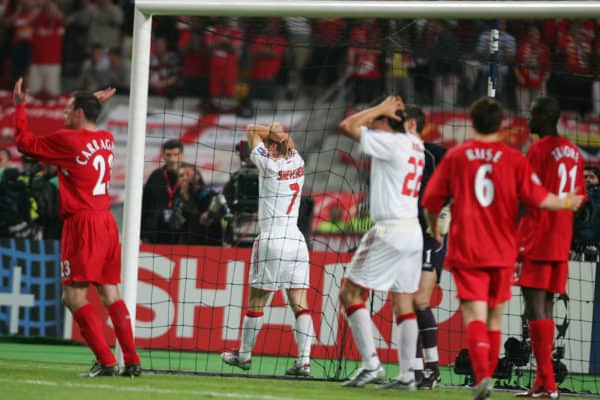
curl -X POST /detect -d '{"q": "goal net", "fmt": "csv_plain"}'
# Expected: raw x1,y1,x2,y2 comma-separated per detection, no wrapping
80,1,600,393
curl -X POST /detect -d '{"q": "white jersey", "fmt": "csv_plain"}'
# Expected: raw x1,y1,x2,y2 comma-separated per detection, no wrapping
359,126,425,222
250,143,305,232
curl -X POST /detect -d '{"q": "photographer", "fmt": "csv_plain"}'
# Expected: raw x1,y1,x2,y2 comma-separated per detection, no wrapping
573,165,600,253
141,139,184,244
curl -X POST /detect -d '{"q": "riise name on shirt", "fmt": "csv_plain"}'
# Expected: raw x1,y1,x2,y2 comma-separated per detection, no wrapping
465,148,503,163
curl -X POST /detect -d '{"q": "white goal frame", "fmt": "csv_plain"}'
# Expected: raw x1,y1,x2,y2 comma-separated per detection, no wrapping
120,0,600,363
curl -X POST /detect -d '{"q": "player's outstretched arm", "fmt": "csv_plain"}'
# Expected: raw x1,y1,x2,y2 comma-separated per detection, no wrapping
540,191,584,212
13,77,28,106
337,96,404,142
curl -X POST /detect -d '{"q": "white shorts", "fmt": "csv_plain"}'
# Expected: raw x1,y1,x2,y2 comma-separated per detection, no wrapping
345,219,423,293
250,227,309,291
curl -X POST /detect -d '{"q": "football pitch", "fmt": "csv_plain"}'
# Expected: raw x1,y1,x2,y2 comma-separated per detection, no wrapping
0,342,574,400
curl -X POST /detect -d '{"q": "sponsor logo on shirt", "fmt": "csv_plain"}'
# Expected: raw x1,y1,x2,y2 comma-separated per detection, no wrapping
277,167,305,181
257,146,268,157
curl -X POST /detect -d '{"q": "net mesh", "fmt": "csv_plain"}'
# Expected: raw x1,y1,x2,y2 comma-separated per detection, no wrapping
108,16,600,392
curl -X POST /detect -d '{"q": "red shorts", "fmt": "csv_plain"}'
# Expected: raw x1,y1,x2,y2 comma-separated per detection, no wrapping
515,259,568,294
452,267,513,308
61,211,121,286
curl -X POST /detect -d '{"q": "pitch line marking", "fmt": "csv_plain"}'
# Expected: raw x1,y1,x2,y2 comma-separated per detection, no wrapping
0,378,302,400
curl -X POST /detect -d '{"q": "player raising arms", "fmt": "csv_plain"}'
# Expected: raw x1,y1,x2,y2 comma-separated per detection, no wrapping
221,122,314,377
337,96,424,389
422,97,583,400
12,78,141,377
515,97,586,399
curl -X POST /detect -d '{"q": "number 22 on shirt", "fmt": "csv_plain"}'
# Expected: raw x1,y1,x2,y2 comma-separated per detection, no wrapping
401,156,424,197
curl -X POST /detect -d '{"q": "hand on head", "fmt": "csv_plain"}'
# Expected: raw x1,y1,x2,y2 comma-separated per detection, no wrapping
378,95,405,121
269,122,288,143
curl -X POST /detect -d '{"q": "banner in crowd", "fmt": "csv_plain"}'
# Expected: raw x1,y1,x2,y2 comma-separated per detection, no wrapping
0,239,63,337
67,245,596,373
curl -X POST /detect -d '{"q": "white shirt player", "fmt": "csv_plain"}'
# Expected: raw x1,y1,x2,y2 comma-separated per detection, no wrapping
359,126,425,222
250,142,305,232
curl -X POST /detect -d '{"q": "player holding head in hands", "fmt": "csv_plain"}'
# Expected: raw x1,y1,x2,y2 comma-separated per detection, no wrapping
12,78,141,377
422,97,583,400
221,122,314,377
514,97,586,399
337,96,425,390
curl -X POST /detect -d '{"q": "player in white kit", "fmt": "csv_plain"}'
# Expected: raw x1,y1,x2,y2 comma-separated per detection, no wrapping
338,96,425,389
221,122,313,377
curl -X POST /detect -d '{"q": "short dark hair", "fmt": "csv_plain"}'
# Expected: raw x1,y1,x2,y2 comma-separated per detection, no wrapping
72,91,102,123
162,139,183,153
470,97,503,135
0,147,11,160
404,105,426,134
530,96,560,128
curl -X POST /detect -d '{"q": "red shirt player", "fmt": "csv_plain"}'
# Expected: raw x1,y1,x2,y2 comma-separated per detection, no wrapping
12,78,141,377
515,96,586,399
422,97,583,400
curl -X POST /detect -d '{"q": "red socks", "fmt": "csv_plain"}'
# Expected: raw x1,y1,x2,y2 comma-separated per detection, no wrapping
73,304,116,366
529,319,556,391
108,300,141,365
466,320,490,384
488,330,501,376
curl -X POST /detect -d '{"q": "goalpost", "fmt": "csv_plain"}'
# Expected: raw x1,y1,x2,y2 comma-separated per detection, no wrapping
118,0,600,387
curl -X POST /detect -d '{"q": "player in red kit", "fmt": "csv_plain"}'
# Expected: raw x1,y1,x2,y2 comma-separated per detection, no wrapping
422,97,583,400
12,78,141,377
514,97,586,399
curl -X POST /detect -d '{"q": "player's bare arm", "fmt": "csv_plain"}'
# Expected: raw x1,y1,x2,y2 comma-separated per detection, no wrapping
245,124,270,150
338,96,405,142
540,190,584,212
269,122,294,150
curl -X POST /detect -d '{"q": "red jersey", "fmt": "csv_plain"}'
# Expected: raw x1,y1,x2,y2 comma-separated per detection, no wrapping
518,136,586,261
249,34,287,80
422,140,549,269
14,105,114,219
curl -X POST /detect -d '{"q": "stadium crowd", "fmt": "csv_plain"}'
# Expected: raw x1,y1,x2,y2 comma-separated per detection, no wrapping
0,4,599,114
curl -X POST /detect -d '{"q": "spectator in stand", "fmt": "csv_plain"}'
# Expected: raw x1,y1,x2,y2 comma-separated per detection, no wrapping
107,47,130,95
141,139,184,244
248,18,288,102
149,36,181,99
316,203,345,234
79,43,110,91
430,20,461,109
555,21,593,116
87,0,123,53
347,19,383,106
63,0,92,81
590,24,600,121
205,17,243,101
513,25,552,115
476,20,516,107
0,147,11,179
28,0,64,98
302,18,346,93
178,18,209,103
385,19,416,103
6,0,38,83
175,162,223,246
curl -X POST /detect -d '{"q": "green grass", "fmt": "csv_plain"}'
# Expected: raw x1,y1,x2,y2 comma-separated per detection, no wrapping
0,342,596,399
